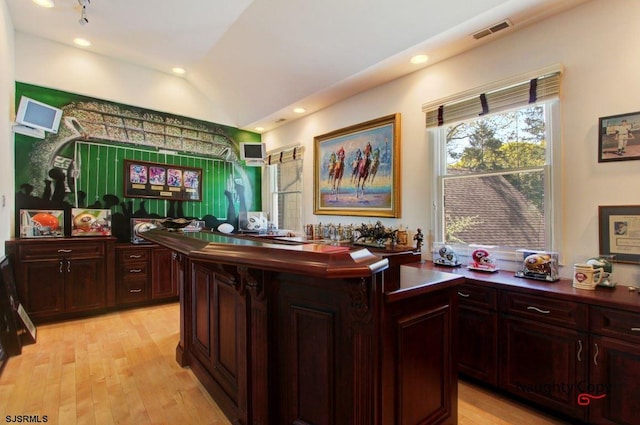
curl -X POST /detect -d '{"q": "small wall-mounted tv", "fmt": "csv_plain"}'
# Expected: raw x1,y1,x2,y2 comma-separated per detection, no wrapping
14,96,63,136
240,142,266,166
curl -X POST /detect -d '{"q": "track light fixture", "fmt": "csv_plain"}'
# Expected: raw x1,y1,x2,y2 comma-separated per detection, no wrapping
78,0,90,25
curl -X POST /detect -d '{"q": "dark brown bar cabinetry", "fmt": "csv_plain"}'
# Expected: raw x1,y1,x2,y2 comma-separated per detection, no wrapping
456,282,498,386
499,291,588,421
115,244,179,306
409,262,640,425
141,229,460,425
5,237,115,322
588,306,640,425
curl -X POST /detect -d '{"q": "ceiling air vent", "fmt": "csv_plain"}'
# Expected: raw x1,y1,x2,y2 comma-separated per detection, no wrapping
274,118,287,124
472,19,512,40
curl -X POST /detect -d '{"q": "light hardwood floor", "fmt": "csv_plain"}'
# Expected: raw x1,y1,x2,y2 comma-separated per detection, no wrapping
0,303,569,425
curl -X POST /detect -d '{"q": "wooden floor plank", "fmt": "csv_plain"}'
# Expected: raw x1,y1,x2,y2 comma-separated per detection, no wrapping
0,302,570,424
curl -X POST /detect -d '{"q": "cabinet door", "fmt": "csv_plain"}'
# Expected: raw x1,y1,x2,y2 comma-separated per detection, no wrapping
458,304,497,385
383,289,456,425
22,260,65,319
152,248,177,299
589,335,640,425
65,257,106,312
190,262,247,422
499,316,588,421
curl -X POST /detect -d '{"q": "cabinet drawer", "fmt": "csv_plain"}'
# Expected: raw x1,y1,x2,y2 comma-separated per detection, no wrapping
500,291,587,330
118,248,150,262
19,241,104,260
590,306,640,344
457,283,497,310
120,262,149,279
118,279,148,303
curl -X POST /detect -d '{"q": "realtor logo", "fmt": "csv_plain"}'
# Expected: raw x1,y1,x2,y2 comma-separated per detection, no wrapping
577,393,607,406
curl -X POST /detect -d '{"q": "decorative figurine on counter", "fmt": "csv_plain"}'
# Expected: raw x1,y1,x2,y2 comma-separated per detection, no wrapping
354,221,397,247
397,226,409,246
515,250,559,282
433,244,461,267
468,246,499,272
413,228,424,251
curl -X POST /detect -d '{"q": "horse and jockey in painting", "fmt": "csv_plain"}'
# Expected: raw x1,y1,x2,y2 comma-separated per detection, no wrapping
327,141,383,199
327,146,346,198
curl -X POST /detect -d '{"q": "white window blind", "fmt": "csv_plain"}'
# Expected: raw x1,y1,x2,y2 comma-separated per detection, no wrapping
423,65,562,128
266,145,305,165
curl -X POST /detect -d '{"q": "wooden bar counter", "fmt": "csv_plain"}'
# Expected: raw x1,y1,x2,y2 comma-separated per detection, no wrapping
141,229,460,425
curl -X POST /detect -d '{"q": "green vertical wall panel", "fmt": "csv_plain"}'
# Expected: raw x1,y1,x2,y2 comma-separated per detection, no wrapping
75,142,231,219
14,82,262,229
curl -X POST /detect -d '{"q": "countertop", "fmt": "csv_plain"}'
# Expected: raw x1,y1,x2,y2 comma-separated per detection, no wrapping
406,261,640,312
139,229,389,279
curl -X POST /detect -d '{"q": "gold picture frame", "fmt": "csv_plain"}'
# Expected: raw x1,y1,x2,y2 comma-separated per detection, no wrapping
313,113,401,217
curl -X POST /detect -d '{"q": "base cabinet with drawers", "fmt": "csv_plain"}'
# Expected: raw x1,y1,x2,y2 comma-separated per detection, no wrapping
117,245,151,304
116,244,178,306
498,290,588,421
449,269,640,425
5,237,116,322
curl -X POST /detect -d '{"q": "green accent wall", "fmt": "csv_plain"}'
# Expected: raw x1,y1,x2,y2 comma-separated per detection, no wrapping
14,82,262,238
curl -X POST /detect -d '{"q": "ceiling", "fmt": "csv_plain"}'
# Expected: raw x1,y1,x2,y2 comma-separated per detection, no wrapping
6,0,587,131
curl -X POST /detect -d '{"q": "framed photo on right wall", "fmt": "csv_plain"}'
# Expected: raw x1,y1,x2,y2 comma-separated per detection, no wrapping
598,205,640,264
598,111,640,162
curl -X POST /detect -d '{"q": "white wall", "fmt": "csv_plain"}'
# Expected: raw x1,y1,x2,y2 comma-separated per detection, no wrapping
263,0,640,283
0,0,15,257
14,32,235,129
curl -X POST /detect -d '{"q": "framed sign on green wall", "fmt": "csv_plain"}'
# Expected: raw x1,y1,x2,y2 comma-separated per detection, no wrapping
124,159,203,202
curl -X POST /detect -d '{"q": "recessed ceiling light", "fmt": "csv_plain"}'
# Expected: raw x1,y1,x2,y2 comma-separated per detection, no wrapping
73,38,91,47
33,0,55,8
172,67,186,75
293,107,306,114
255,127,265,132
410,54,429,64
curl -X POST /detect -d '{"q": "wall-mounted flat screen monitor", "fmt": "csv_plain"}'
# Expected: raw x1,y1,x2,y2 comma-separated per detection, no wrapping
15,96,63,134
240,142,266,162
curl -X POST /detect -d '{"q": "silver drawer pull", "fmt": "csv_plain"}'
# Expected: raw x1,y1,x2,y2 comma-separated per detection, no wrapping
128,254,142,259
577,340,582,362
457,292,470,298
527,306,550,314
129,269,142,273
129,289,142,293
57,249,72,253
631,328,640,332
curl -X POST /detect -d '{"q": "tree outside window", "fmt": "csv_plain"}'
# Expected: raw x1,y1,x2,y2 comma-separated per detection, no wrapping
439,104,551,250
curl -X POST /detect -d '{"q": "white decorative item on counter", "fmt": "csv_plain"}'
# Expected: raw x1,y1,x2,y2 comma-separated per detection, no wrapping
572,254,615,289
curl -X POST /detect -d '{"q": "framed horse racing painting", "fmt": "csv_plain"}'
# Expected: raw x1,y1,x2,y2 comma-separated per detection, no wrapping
313,113,401,217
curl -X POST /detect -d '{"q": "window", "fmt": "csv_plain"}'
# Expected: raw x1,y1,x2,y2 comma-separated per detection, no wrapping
425,67,562,252
267,146,304,232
